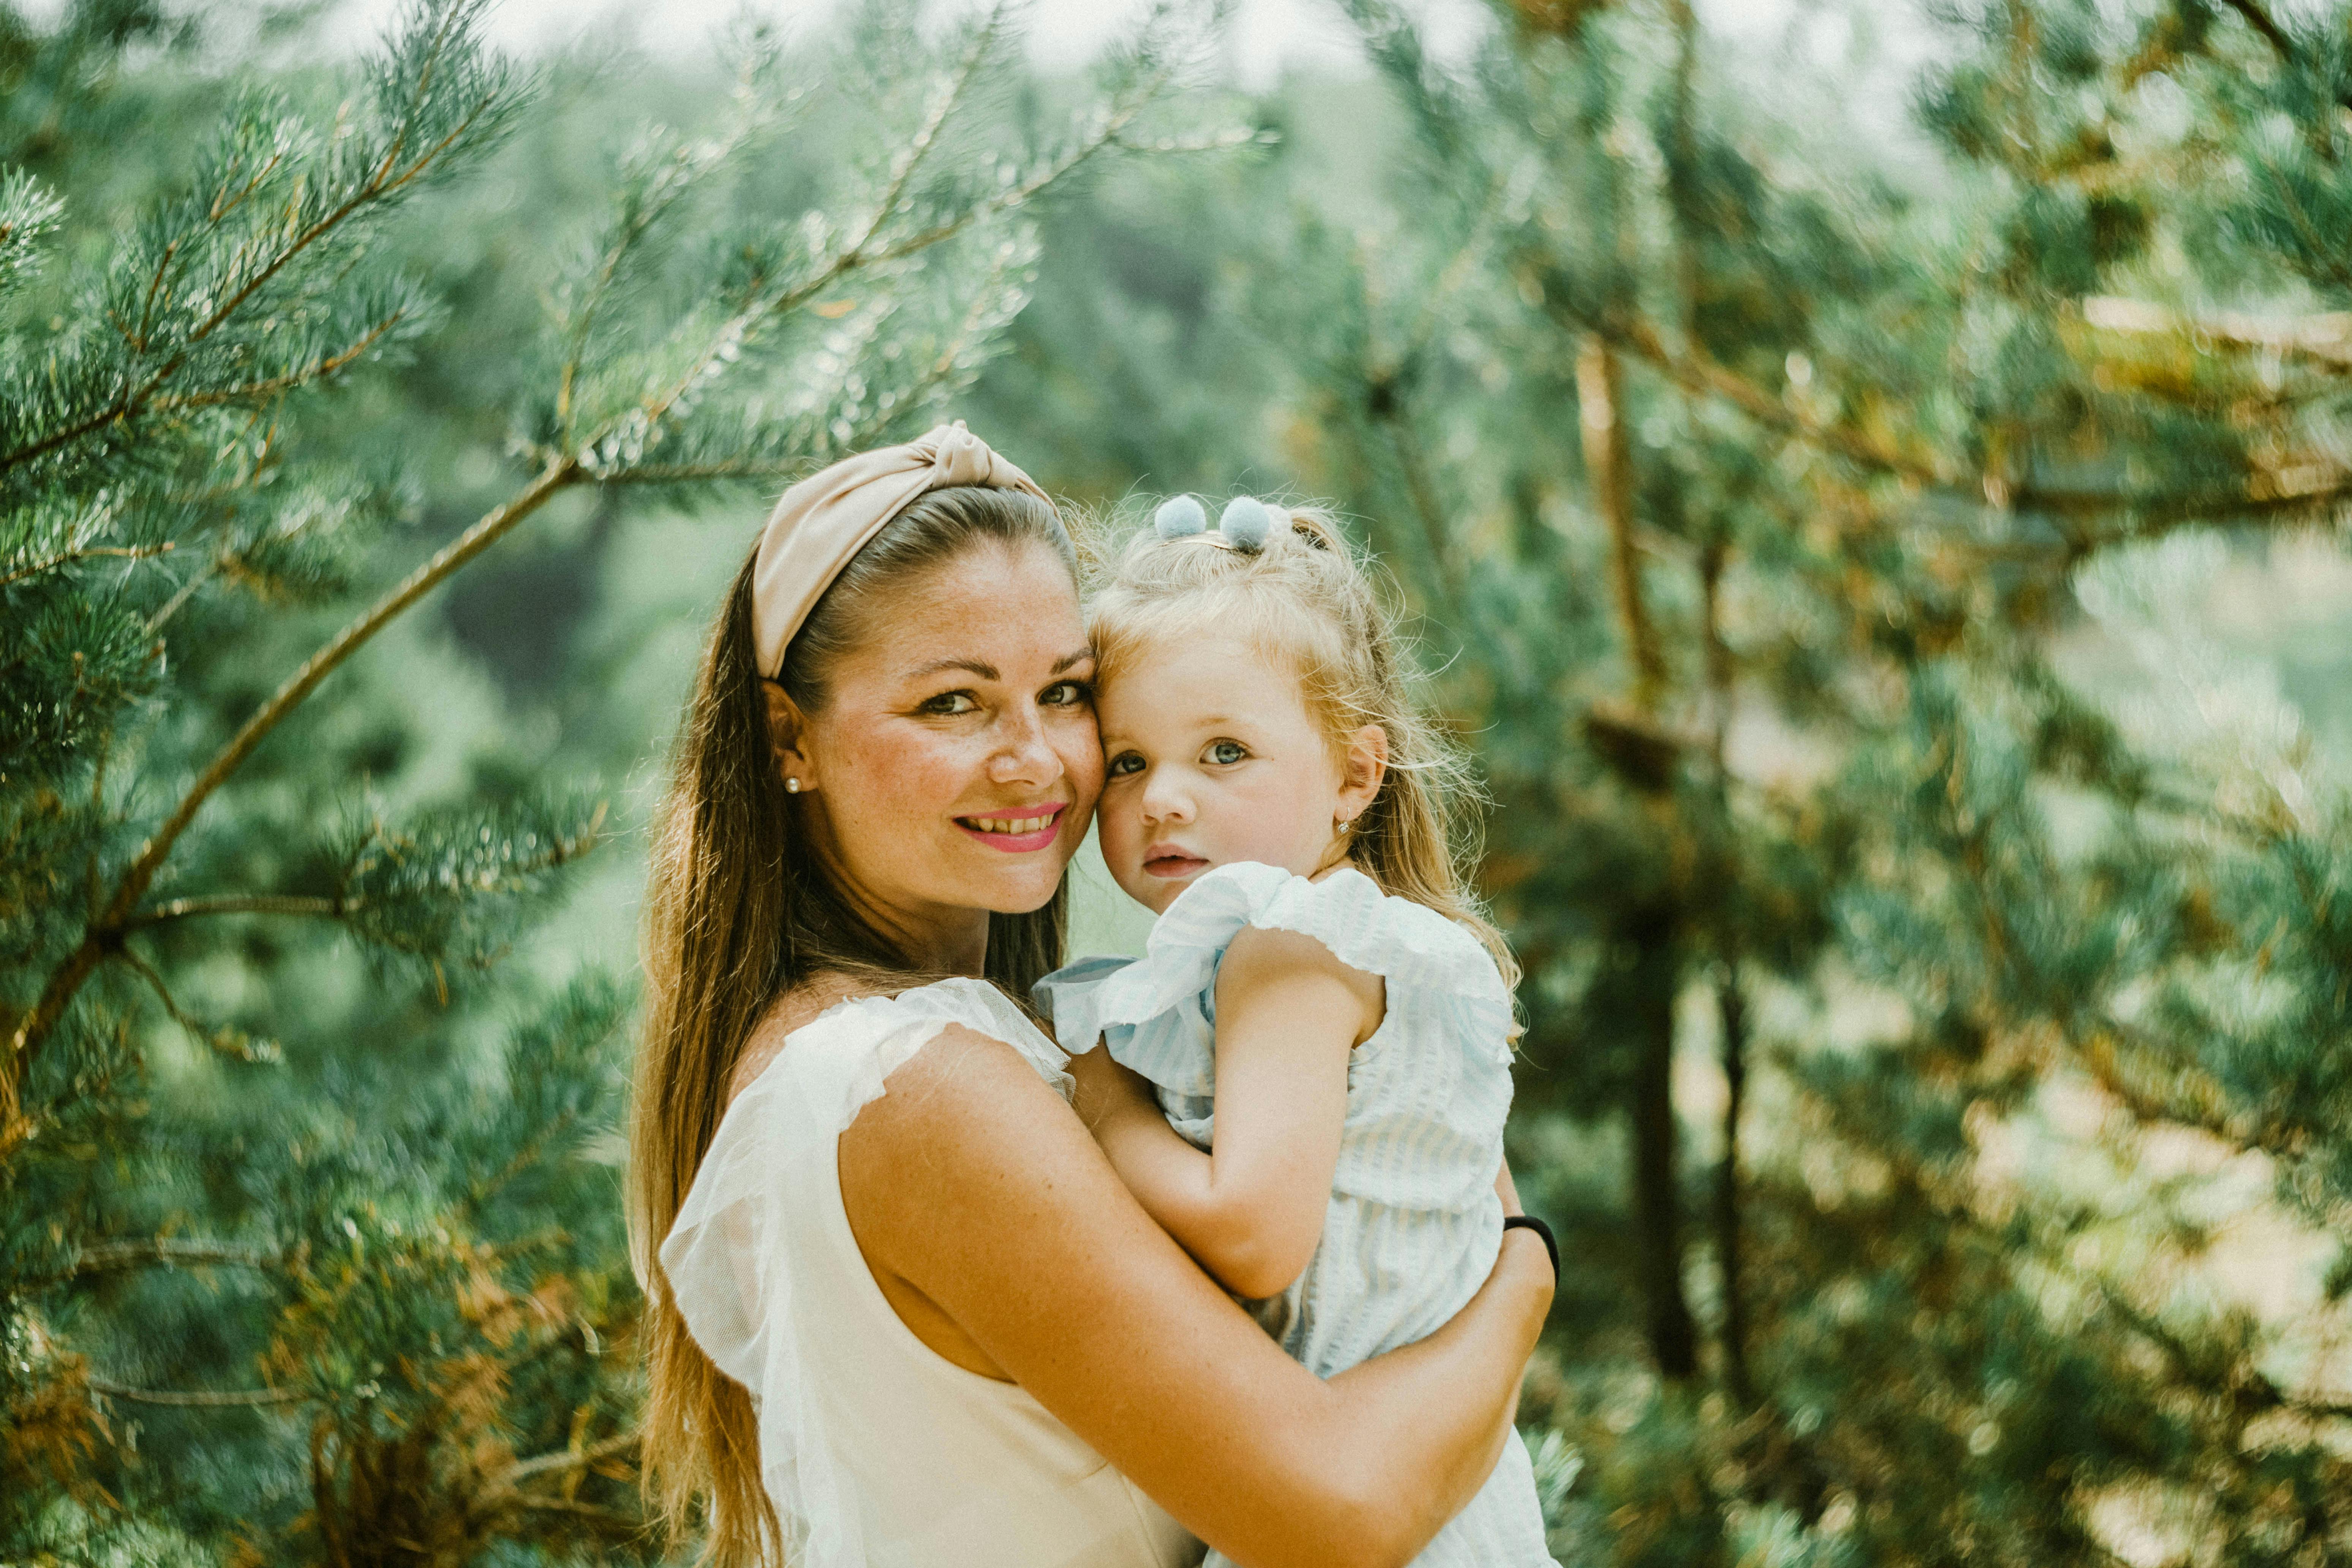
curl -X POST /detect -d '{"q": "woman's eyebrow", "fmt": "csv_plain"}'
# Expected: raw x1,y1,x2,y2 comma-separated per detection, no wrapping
906,656,999,680
900,650,1092,681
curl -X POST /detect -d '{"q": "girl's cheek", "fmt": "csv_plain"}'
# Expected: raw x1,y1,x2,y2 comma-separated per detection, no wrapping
1097,787,1141,855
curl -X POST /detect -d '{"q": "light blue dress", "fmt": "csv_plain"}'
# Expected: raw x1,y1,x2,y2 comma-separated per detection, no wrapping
1035,861,1556,1568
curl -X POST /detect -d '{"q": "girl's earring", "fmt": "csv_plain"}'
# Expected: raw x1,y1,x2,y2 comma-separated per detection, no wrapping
786,778,802,795
1335,816,1352,835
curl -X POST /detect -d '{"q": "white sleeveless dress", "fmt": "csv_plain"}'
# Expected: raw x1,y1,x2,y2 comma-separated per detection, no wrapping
659,977,1203,1568
1035,863,1557,1568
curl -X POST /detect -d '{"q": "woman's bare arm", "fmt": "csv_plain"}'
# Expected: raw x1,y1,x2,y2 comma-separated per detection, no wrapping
840,1025,1551,1568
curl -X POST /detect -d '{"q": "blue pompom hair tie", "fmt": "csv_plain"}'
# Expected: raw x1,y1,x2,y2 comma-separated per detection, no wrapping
1218,496,1273,550
1153,494,1208,539
1153,493,1278,553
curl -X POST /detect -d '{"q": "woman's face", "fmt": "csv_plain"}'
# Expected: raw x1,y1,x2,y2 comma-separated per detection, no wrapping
773,540,1100,966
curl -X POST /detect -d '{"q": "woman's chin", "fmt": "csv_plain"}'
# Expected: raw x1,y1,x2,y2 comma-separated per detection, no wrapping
962,847,1079,914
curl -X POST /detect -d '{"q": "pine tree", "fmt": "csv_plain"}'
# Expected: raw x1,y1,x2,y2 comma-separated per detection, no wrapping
0,2,1212,1557
1255,0,2352,1560
972,0,2352,1561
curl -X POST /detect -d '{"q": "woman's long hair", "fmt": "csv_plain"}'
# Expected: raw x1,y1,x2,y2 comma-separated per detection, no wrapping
629,485,1076,1564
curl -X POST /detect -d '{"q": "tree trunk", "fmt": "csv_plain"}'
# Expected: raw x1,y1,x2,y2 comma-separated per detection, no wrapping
1715,964,1753,1402
1609,901,1698,1379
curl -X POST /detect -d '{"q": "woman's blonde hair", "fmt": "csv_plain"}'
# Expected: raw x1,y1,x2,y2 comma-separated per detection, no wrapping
1087,502,1520,995
629,486,1076,1565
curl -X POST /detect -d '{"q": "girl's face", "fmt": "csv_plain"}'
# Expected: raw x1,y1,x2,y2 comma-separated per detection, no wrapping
1095,634,1381,915
768,541,1101,969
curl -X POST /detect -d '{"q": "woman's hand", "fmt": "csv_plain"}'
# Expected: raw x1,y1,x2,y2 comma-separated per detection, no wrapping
842,1027,1555,1568
1065,1035,1159,1136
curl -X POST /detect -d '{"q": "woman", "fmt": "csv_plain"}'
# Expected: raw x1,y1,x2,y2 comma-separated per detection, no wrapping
628,424,1555,1568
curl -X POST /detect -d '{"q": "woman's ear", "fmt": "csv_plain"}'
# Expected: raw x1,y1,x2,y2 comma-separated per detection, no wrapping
762,680,820,794
1336,723,1388,825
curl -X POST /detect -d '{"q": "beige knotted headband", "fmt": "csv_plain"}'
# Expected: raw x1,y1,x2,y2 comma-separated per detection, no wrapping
752,421,1057,678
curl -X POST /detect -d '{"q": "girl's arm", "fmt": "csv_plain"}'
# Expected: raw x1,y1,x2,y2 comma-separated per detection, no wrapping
839,1025,1551,1568
1079,925,1376,1299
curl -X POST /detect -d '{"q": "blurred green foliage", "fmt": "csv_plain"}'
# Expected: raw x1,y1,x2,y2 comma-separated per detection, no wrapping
6,0,2352,1563
0,0,1214,1557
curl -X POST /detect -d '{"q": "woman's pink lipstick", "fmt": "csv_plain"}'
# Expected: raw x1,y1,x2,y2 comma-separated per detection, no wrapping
954,803,1066,854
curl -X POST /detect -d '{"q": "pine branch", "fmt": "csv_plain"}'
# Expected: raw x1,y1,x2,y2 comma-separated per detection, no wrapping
2072,1019,2316,1171
143,553,223,635
2221,0,2297,64
128,894,348,926
2089,1276,2352,1426
0,3,516,482
504,1497,634,1521
159,307,413,412
5,458,580,1118
2083,294,2352,370
0,540,175,590
846,5,1009,262
590,459,813,486
583,70,1143,479
858,110,1137,268
0,168,65,300
494,1429,639,1486
553,54,787,438
76,1238,281,1274
87,1375,303,1407
1570,297,1955,489
116,945,278,1064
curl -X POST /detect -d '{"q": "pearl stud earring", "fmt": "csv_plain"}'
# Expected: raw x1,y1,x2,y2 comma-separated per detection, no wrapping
786,778,801,794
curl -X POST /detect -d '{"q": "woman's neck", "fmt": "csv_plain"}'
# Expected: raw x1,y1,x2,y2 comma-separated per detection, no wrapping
842,881,991,976
808,823,993,976
895,909,990,976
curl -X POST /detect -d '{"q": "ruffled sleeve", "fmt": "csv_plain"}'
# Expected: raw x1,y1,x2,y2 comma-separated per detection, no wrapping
654,977,1070,1568
1087,861,1513,1065
1031,953,1138,1059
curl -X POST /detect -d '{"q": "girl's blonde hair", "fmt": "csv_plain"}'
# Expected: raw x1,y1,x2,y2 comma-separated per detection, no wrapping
1087,503,1520,996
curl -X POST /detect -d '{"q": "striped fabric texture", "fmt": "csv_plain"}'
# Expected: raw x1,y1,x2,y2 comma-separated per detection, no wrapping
1035,862,1557,1567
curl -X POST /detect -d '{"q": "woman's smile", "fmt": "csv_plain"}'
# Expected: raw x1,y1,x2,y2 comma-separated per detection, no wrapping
955,801,1068,852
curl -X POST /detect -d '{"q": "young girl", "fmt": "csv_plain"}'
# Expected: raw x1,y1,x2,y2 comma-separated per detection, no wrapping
1036,495,1557,1567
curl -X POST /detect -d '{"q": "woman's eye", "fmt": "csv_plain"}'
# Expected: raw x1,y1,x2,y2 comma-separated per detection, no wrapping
921,692,980,716
1205,740,1249,765
1043,680,1091,707
1106,752,1144,778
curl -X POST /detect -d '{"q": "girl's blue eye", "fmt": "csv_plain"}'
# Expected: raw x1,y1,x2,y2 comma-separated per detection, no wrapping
922,692,979,716
1106,752,1144,778
1206,740,1248,765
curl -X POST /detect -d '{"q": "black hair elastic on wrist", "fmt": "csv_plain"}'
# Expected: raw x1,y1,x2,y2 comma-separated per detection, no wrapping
1503,1214,1560,1281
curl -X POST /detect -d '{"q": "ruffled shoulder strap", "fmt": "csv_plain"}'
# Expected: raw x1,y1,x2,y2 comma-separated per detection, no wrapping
655,977,1068,1567
1081,861,1513,1058
1031,953,1138,1059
